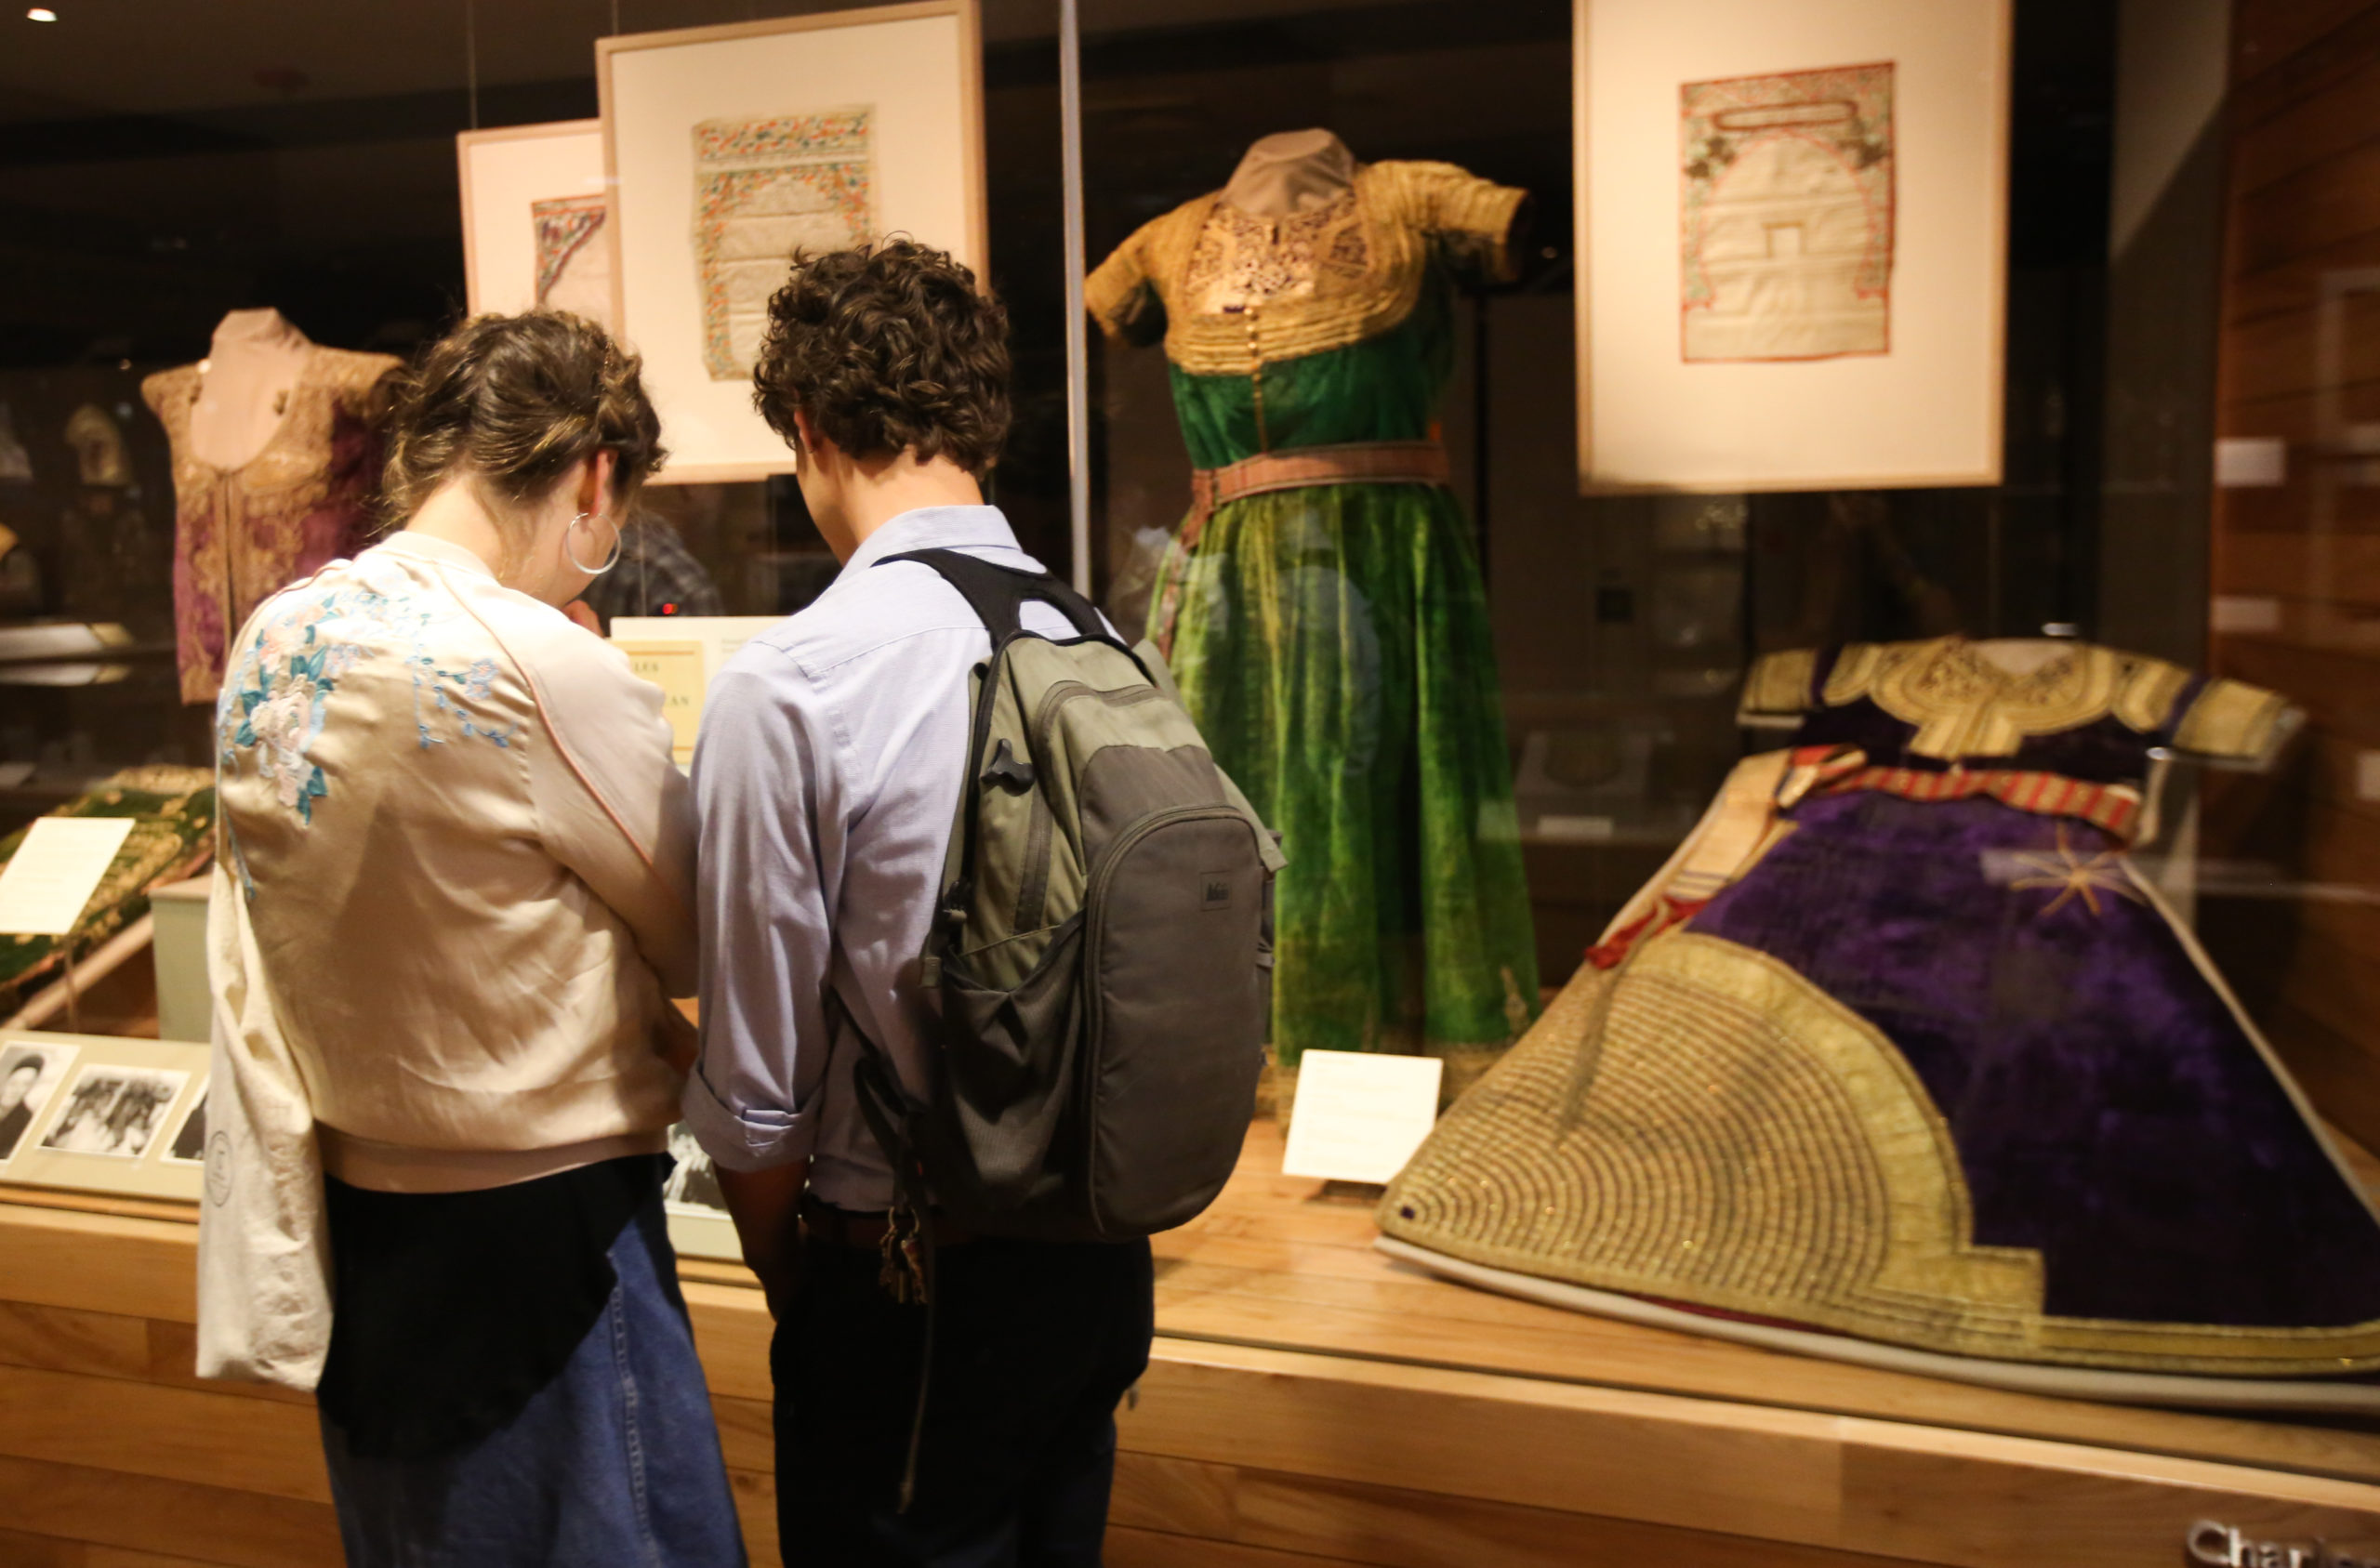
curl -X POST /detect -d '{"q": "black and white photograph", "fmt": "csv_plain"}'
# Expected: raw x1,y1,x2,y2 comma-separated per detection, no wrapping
663,1122,727,1215
0,1041,78,1163
162,1077,208,1166
38,1063,190,1160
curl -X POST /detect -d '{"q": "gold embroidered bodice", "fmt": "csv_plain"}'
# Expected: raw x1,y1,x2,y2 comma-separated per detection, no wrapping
1086,160,1525,377
1181,191,1370,314
147,347,393,509
143,344,398,703
1740,638,2293,763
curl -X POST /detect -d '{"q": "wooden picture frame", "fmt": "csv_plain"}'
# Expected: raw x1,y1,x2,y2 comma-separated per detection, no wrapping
1575,0,2012,494
456,119,614,327
598,1,989,485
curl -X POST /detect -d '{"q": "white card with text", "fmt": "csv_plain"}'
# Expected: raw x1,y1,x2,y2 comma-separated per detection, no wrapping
0,816,135,936
1280,1048,1444,1185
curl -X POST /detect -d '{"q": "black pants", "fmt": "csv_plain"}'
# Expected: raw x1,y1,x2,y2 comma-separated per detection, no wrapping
772,1232,1155,1567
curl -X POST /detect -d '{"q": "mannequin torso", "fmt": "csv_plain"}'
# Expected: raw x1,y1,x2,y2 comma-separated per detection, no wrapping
141,310,399,703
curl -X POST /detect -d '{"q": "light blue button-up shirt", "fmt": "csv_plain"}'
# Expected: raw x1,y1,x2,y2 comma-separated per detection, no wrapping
682,505,1084,1208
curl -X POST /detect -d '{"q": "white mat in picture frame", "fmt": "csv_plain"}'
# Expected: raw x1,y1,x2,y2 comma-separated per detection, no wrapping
1575,0,2011,494
456,120,615,328
599,1,988,484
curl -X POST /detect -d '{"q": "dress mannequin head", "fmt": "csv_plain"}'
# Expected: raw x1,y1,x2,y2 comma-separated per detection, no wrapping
1222,129,1358,218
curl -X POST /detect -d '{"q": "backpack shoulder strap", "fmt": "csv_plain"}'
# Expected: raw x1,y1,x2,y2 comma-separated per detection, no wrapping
879,547,1110,648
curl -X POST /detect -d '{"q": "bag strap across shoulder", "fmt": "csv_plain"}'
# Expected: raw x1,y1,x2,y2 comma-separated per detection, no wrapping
878,548,1111,649
876,547,1145,955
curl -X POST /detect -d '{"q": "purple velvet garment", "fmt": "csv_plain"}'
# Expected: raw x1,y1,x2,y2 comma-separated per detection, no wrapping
1693,661,2380,1331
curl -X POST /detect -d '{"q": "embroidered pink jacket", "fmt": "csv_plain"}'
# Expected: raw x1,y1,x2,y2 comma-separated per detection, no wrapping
199,531,695,1389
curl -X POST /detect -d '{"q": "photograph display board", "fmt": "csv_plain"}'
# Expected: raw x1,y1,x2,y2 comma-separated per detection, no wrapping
1575,0,2011,493
456,120,615,327
0,1039,77,1164
599,2,987,483
0,1033,207,1202
664,1121,739,1261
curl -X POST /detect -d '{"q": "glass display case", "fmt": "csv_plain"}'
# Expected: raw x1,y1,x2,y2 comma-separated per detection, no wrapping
4,1,2379,1563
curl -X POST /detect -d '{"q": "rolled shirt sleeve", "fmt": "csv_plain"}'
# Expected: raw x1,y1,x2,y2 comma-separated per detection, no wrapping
684,653,839,1171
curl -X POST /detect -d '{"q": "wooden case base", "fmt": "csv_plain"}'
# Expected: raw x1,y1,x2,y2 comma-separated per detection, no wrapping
2,1119,2375,1567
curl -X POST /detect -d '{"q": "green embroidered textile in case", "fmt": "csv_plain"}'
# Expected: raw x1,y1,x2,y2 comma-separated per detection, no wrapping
0,766,217,1016
1150,283,1538,1066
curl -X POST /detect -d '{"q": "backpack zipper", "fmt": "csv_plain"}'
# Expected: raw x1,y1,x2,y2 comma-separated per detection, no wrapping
1025,679,1163,771
1014,679,1165,931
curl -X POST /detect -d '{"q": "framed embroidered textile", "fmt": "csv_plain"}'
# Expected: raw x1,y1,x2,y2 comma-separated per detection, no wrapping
1575,0,2010,493
456,120,615,329
598,2,987,483
1678,62,1894,363
691,109,877,380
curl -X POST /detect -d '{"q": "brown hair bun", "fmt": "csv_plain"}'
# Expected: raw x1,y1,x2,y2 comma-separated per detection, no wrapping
381,310,666,528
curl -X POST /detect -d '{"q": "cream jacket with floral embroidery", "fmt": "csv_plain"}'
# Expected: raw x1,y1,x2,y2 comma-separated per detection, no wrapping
198,531,696,1390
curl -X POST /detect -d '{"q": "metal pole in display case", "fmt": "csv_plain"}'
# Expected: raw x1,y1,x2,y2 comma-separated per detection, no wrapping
1060,0,1091,596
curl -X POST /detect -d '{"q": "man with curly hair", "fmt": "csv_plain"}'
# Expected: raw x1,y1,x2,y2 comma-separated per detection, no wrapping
684,239,1151,1566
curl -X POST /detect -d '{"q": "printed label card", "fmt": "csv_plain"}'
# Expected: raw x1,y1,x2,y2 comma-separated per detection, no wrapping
1282,1049,1444,1185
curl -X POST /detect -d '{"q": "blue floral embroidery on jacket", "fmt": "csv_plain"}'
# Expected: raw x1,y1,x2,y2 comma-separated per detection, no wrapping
217,560,521,837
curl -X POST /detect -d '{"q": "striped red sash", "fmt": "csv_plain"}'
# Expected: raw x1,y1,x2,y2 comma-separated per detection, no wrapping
1808,758,2141,838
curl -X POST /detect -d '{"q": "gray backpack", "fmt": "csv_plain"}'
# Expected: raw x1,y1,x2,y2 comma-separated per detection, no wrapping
851,548,1282,1253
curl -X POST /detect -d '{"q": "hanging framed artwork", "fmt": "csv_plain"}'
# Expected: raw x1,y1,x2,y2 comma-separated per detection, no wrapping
598,1,988,483
1575,0,2011,494
456,120,615,329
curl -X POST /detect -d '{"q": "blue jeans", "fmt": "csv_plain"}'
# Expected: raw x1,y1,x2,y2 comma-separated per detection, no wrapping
320,1194,746,1568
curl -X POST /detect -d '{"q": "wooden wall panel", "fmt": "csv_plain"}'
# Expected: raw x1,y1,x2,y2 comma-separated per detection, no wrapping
2215,0,2380,1152
2238,0,2378,79
2220,293,2380,402
2234,33,2380,193
0,1529,234,1568
0,1364,328,1506
0,1454,341,1568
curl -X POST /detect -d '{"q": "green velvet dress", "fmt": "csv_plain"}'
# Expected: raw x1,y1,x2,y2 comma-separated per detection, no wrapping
1089,161,1539,1073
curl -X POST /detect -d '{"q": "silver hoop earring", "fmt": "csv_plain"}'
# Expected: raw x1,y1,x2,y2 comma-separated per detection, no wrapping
565,511,621,576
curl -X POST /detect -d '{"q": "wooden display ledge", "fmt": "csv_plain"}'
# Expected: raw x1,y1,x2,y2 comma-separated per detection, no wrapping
0,1124,2375,1568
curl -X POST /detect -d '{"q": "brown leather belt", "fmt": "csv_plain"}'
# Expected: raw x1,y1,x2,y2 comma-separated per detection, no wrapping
800,1193,976,1250
1157,439,1451,657
1185,439,1450,527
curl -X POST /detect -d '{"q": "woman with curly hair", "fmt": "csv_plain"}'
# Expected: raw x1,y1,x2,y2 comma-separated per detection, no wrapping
201,310,745,1567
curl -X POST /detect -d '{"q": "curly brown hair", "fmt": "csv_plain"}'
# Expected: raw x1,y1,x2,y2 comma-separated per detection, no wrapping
381,310,665,530
750,239,1011,477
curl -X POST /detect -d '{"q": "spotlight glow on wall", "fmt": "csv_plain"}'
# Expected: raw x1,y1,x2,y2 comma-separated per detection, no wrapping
27,6,58,18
